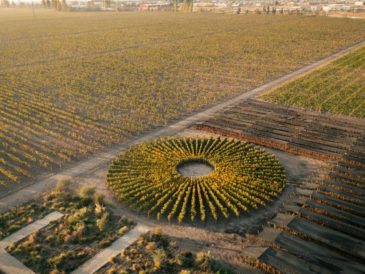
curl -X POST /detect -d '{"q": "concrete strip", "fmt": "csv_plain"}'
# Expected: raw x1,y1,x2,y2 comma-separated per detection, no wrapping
0,249,34,274
296,188,313,197
300,182,319,190
269,213,295,228
0,211,64,249
72,224,150,274
241,246,269,259
1,40,364,213
281,204,301,214
258,227,282,242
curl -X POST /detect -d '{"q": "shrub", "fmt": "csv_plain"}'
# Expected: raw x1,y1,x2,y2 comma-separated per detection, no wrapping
55,179,71,193
195,251,212,271
118,225,129,235
145,241,157,252
179,270,192,274
79,186,96,199
152,248,168,269
96,212,110,232
176,252,194,267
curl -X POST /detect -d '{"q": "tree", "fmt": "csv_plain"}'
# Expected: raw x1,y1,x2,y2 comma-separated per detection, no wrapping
1,0,10,7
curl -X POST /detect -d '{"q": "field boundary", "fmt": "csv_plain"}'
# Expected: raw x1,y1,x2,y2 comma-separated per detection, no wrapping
0,39,364,213
71,224,150,274
0,211,64,274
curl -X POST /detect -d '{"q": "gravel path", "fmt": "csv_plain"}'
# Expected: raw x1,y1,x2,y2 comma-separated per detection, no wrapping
0,211,64,274
71,224,150,274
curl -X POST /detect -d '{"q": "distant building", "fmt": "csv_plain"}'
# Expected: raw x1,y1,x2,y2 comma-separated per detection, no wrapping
66,0,87,9
138,2,171,11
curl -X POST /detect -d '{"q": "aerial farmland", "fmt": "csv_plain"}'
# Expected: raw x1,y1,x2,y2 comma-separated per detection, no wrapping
0,7,364,274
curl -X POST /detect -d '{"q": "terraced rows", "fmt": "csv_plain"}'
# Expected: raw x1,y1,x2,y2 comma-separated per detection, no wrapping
194,99,365,161
252,136,365,273
0,88,124,187
192,99,365,272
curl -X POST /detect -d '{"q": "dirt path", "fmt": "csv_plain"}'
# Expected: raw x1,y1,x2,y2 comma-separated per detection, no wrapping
72,224,150,274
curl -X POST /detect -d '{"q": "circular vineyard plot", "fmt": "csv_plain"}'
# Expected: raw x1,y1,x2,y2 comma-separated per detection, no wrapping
107,138,286,223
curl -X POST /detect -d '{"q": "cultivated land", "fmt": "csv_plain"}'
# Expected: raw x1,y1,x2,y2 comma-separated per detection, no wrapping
261,45,365,118
2,9,365,187
0,8,365,274
107,138,286,223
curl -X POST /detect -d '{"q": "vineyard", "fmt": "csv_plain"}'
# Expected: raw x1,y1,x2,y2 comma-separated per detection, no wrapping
194,99,365,161
192,96,365,272
248,135,365,273
261,45,365,118
107,138,286,223
1,10,365,188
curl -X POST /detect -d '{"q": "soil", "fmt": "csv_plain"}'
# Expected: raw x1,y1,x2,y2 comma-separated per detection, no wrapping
177,160,214,178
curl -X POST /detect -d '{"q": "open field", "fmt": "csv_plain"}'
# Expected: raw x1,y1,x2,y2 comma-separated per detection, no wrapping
1,9,365,187
261,45,365,118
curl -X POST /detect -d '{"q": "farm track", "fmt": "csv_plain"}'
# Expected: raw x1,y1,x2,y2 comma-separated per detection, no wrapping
1,38,365,207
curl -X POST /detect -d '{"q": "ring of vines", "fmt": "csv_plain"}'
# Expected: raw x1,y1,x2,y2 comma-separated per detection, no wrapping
107,138,286,223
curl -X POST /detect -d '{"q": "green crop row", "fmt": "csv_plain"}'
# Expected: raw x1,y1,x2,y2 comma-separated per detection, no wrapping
261,45,365,118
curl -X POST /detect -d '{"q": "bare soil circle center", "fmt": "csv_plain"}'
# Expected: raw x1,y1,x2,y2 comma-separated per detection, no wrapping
176,159,214,178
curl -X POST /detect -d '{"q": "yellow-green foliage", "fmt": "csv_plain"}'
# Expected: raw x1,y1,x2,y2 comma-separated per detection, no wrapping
107,138,286,223
261,46,365,118
1,9,365,187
